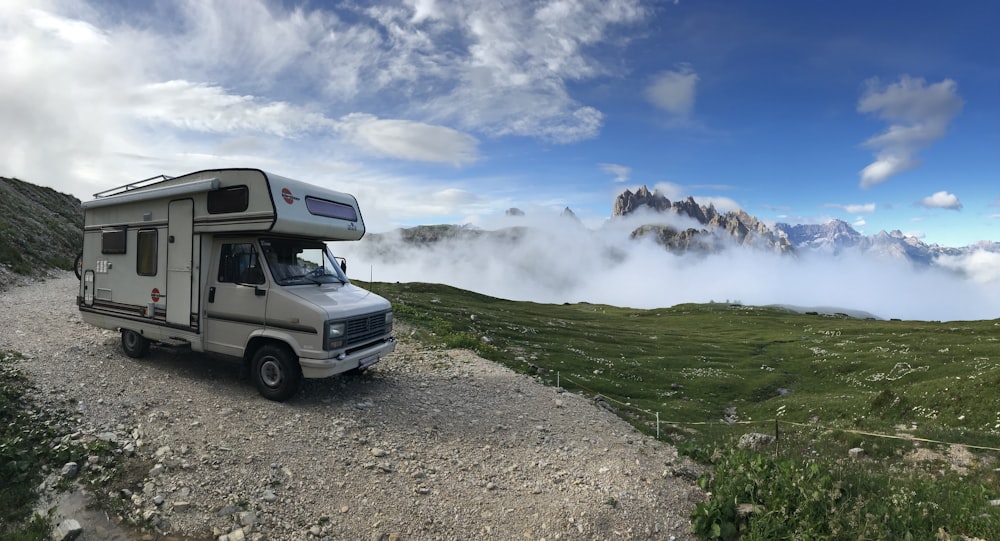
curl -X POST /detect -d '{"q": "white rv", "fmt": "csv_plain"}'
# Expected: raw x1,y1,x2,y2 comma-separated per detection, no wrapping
76,168,396,401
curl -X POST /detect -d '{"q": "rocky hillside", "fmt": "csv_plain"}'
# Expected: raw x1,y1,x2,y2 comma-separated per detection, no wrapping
614,186,792,253
0,177,83,283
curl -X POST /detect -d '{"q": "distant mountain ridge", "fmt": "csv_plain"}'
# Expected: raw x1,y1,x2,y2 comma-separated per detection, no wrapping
614,185,999,265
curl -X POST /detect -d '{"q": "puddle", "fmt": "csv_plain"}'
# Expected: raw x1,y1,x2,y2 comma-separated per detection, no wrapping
39,486,137,541
37,484,201,541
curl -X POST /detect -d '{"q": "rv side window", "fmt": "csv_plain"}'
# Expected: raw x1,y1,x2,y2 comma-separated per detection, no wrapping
219,243,264,285
305,196,358,221
136,229,158,276
101,228,127,254
208,186,249,214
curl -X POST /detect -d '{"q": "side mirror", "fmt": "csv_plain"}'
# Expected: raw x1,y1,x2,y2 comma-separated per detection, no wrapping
339,258,347,273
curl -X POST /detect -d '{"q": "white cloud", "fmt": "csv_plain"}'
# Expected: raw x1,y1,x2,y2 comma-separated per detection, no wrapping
600,163,631,183
919,191,963,210
826,202,876,213
644,66,699,116
405,0,443,23
937,250,1000,284
699,196,742,213
340,114,479,165
165,0,367,97
857,76,963,188
26,7,107,45
0,0,652,201
651,182,685,200
129,81,334,137
382,0,647,142
0,1,505,200
392,187,484,217
845,203,876,213
853,217,867,228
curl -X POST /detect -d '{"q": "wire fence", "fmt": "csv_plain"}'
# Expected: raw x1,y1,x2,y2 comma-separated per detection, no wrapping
552,371,1000,454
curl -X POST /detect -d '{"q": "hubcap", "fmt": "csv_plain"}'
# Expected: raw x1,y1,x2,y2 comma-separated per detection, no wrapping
260,358,283,387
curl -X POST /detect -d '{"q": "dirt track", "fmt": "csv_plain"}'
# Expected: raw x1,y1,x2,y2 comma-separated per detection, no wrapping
1,273,703,540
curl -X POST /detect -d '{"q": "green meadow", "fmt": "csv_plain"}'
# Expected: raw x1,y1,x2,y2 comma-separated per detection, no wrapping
377,281,1000,540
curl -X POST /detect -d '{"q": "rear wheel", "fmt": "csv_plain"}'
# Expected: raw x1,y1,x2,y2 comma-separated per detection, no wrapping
121,329,150,358
251,344,301,402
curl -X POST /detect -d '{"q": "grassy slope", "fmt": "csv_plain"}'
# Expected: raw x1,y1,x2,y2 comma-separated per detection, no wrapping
375,281,1000,538
378,281,1000,444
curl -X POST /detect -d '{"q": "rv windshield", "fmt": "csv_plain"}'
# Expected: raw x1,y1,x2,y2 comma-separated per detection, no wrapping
260,238,348,286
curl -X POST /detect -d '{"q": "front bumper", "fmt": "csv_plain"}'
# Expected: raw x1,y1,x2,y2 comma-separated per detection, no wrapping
298,337,397,379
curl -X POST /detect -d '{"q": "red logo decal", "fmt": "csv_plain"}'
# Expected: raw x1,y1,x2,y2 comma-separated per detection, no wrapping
281,187,294,204
151,288,161,302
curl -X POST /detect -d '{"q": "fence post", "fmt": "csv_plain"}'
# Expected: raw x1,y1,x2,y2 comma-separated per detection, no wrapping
774,419,780,456
656,411,660,439
557,371,560,388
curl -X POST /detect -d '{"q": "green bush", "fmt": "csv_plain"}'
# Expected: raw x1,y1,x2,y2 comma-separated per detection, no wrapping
692,438,1000,540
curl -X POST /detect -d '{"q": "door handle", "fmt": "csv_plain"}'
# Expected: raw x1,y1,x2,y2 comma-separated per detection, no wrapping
208,286,216,303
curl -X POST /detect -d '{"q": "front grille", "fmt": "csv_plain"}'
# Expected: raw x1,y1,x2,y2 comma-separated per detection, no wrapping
345,311,390,347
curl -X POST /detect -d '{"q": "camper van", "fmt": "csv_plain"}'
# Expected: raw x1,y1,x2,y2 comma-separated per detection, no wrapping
76,168,396,401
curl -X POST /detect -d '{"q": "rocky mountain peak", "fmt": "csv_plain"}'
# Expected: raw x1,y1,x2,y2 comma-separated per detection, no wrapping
773,219,862,252
614,186,790,253
612,186,672,216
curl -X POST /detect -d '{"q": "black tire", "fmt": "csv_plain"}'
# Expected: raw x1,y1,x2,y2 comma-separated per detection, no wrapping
251,344,302,402
74,252,83,280
121,329,150,358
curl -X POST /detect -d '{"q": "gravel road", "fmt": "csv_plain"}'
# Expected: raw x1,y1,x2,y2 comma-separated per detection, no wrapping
1,274,703,540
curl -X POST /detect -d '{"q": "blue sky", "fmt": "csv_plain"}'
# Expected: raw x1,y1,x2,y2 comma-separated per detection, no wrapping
2,0,999,246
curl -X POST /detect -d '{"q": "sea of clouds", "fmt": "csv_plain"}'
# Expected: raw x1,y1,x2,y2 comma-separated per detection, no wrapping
334,210,1000,322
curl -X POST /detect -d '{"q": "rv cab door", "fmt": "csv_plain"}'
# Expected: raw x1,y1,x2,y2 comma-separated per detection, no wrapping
202,238,267,357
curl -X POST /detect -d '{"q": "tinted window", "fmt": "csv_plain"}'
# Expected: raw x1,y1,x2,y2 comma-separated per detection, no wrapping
101,228,126,254
305,197,358,221
207,186,249,214
136,229,157,276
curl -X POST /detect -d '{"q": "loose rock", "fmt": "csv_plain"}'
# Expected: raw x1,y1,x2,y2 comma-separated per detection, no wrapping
2,275,705,540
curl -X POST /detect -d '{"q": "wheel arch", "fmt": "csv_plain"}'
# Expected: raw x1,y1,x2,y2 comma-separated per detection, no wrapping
243,335,297,366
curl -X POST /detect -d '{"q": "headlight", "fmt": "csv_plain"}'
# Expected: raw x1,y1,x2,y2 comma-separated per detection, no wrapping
327,322,346,349
385,312,393,326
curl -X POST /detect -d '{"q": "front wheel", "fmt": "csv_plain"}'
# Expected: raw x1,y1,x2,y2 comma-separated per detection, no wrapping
251,345,302,402
121,329,150,358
